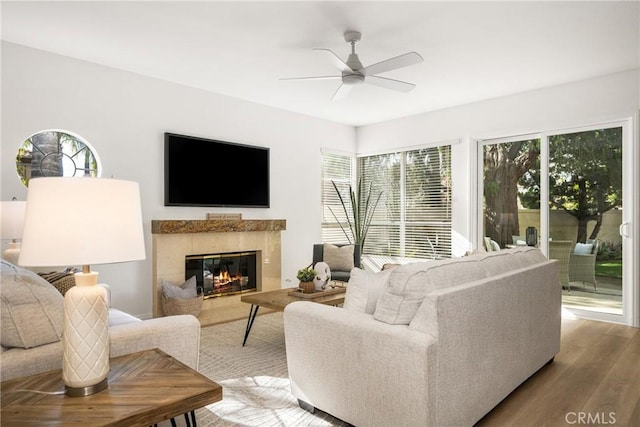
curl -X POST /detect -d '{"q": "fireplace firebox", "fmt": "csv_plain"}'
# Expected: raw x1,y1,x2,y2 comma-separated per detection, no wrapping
185,251,257,298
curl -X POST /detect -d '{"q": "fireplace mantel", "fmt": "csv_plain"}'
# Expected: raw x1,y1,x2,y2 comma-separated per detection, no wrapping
151,219,286,234
152,219,286,325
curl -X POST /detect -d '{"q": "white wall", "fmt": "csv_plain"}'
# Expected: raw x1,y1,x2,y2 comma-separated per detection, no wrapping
3,41,638,319
1,42,356,318
357,69,640,256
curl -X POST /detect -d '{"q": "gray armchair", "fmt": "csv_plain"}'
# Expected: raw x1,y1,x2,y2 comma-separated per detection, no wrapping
549,240,573,291
312,243,361,283
569,240,599,291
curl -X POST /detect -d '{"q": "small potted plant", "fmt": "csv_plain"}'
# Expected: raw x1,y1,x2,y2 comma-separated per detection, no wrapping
297,266,317,294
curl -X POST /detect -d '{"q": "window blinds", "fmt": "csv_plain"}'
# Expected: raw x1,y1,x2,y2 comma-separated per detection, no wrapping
322,145,452,261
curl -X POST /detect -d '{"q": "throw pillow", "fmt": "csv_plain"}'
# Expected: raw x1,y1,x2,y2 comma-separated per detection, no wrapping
38,270,76,296
162,275,198,299
343,268,392,314
323,243,354,271
1,260,64,349
373,258,487,325
574,243,593,255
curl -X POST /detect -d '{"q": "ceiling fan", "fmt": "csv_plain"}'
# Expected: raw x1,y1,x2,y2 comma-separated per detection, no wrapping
282,31,423,101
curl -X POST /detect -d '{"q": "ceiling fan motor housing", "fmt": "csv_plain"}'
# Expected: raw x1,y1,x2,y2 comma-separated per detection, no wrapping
346,53,364,71
342,31,364,85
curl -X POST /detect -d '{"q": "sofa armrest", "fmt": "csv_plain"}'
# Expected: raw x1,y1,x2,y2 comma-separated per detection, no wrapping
284,301,435,427
109,315,200,370
98,283,111,307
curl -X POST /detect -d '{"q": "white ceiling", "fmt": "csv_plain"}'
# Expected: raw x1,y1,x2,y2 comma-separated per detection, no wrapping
2,1,638,127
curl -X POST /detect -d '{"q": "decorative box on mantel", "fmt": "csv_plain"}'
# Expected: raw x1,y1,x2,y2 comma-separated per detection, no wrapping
152,219,286,326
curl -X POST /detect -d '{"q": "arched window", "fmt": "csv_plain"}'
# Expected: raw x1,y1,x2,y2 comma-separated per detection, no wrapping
16,129,101,186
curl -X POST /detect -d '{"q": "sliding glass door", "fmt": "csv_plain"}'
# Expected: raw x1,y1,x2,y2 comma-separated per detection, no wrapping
478,121,633,324
548,127,623,316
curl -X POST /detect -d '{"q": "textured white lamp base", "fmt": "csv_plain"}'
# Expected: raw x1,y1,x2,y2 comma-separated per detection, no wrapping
62,272,110,397
2,242,21,265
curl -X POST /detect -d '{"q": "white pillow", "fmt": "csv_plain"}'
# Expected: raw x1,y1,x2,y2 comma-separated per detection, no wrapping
162,275,198,299
1,261,64,348
343,268,391,314
573,243,593,255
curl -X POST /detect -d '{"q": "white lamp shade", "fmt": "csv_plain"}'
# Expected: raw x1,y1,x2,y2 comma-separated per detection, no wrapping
19,177,146,267
1,200,27,240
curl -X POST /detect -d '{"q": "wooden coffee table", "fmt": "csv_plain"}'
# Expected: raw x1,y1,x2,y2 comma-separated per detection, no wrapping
0,348,222,426
240,287,346,346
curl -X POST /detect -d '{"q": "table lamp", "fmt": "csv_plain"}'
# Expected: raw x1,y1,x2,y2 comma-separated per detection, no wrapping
0,198,27,264
19,177,145,396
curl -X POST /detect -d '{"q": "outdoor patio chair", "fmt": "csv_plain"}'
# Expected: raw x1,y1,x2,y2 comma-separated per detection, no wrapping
549,240,573,291
568,239,599,292
511,235,527,246
484,237,500,252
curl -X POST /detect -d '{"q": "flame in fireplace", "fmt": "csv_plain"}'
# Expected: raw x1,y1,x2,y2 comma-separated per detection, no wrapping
214,270,243,287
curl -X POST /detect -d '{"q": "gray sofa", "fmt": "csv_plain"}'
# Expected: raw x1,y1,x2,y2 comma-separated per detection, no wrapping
284,247,561,427
1,260,200,382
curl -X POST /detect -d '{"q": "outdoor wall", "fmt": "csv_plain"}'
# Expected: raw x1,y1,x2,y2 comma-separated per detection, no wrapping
0,42,356,318
517,209,623,245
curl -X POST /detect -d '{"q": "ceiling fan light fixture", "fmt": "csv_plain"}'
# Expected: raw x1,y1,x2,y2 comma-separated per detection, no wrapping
342,73,364,86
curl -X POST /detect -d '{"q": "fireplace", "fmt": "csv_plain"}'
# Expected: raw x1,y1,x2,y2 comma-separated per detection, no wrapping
185,251,257,299
152,218,285,324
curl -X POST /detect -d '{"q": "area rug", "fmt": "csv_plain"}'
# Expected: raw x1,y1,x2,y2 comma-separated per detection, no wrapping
184,312,348,427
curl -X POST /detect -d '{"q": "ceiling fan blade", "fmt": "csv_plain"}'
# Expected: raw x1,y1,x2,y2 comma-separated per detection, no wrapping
280,76,341,81
313,48,353,72
361,52,423,76
331,84,353,101
365,76,416,92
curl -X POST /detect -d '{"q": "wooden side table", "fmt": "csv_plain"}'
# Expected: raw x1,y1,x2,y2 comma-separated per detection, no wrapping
0,348,222,426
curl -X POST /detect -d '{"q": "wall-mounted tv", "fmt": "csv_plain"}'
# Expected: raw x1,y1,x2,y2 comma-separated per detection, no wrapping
164,133,270,208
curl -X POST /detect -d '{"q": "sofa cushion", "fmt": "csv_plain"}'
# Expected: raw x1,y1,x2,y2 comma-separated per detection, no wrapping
343,268,392,314
161,275,197,299
477,246,547,275
323,243,354,271
374,257,488,325
408,247,548,333
1,261,64,349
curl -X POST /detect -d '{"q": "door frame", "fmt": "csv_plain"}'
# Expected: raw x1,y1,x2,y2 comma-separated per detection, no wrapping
474,116,638,327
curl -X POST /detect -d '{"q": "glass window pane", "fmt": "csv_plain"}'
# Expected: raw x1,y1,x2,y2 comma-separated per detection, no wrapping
482,139,541,250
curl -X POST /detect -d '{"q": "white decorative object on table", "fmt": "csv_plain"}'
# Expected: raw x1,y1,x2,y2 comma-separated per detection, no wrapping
313,261,331,291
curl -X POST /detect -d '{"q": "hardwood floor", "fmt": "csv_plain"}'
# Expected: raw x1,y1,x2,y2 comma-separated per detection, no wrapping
476,315,640,427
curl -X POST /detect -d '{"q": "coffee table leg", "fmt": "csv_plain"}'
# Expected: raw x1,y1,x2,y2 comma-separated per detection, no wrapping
242,304,260,346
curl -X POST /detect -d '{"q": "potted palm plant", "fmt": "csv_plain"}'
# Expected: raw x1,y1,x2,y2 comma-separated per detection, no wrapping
329,177,382,251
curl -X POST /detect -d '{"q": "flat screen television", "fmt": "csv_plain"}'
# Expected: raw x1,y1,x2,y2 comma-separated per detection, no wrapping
164,133,270,207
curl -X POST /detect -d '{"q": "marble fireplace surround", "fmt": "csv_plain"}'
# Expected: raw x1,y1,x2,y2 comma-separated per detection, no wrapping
152,219,286,326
